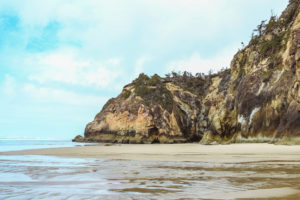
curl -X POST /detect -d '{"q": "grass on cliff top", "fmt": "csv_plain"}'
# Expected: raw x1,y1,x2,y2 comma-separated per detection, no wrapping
132,71,227,112
133,69,230,99
166,71,209,96
104,71,228,114
121,89,131,99
133,73,174,112
247,1,298,60
260,31,287,57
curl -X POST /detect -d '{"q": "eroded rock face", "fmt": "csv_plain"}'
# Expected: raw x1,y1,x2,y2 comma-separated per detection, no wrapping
83,80,200,143
74,1,300,144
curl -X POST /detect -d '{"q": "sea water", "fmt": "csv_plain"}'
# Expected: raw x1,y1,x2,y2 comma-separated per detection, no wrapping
0,140,300,199
0,139,89,152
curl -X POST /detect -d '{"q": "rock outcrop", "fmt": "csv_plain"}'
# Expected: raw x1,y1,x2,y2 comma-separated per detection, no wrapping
74,0,300,144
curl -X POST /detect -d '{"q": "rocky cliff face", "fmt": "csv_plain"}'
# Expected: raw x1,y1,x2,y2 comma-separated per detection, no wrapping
74,1,300,144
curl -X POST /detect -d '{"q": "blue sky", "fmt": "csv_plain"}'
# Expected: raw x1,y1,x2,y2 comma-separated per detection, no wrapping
0,0,288,139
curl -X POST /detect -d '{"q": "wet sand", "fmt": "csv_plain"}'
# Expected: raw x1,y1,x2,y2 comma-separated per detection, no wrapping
1,143,300,163
1,143,300,199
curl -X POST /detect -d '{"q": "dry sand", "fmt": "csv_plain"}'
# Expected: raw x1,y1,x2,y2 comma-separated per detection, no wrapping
1,143,300,163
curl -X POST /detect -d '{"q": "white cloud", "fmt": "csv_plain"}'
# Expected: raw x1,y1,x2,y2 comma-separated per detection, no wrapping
26,48,122,88
0,0,285,54
0,0,288,80
0,74,107,106
166,45,239,75
23,84,107,105
0,0,288,92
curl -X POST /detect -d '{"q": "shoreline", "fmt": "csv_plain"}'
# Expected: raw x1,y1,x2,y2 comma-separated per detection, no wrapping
1,143,300,199
1,143,300,163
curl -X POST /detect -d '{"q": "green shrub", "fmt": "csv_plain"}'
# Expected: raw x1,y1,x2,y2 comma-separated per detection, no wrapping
147,74,161,86
169,71,206,96
133,73,150,85
122,90,131,99
259,31,286,57
135,85,151,97
249,35,260,46
265,16,278,33
134,84,173,112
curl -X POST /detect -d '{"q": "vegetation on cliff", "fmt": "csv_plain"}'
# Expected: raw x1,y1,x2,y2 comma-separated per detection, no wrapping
133,73,174,112
74,0,300,144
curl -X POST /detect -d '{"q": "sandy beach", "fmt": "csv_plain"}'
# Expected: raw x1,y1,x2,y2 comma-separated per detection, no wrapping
1,143,300,163
1,143,300,199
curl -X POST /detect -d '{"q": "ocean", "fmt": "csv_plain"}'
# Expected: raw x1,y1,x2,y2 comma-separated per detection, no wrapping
0,140,299,199
0,139,89,152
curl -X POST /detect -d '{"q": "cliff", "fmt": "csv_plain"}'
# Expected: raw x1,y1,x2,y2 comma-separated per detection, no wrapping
74,1,300,144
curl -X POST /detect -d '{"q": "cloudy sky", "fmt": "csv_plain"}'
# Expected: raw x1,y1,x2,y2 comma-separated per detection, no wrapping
0,0,288,139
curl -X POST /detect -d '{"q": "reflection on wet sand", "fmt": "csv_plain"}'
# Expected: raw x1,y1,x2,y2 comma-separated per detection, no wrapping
0,155,299,199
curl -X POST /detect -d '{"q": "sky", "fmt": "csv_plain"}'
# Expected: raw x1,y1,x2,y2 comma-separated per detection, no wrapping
0,0,288,139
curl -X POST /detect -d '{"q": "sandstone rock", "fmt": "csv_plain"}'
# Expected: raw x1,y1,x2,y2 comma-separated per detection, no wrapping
72,135,84,142
74,1,300,144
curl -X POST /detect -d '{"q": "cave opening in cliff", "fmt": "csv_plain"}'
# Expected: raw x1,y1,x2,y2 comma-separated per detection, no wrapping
148,127,159,136
148,127,160,143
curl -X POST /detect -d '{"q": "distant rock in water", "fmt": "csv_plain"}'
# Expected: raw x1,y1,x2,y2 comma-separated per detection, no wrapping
72,135,84,142
74,1,300,144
